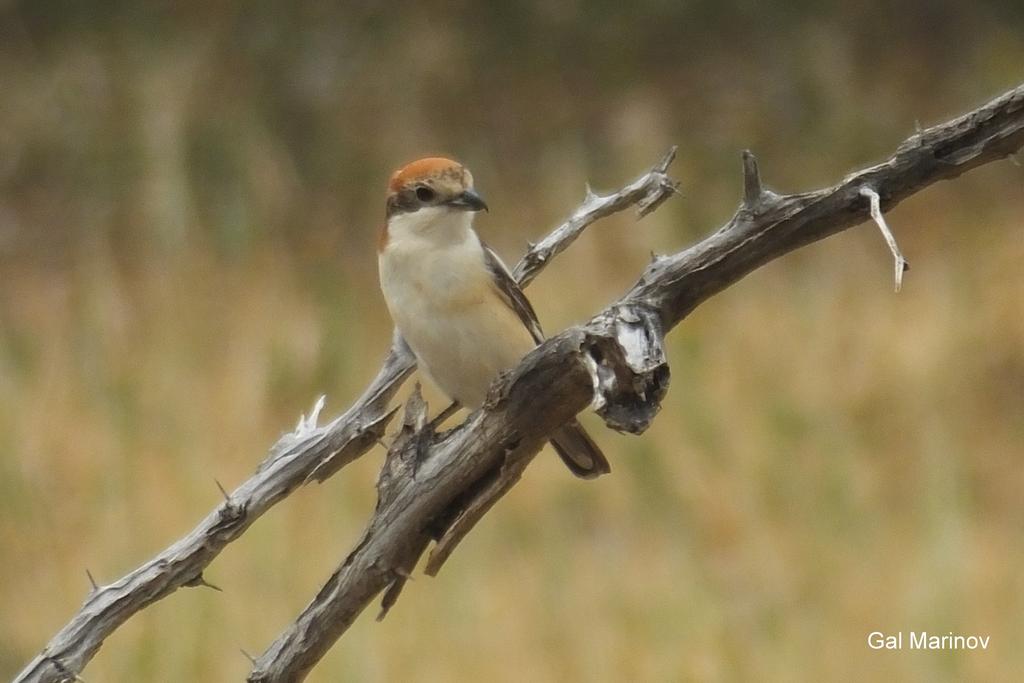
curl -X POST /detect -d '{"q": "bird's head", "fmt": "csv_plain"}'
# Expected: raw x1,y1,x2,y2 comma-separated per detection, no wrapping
380,157,488,251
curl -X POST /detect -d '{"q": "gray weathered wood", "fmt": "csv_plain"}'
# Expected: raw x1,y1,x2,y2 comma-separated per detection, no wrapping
247,81,1024,682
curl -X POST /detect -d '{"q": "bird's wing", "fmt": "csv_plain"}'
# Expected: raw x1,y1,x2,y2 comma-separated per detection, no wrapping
481,243,544,345
484,243,611,480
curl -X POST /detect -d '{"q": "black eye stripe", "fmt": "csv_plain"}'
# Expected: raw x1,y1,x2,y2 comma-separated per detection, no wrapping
384,185,443,218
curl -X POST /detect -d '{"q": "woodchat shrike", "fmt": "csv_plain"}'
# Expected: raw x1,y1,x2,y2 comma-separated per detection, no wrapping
377,157,610,478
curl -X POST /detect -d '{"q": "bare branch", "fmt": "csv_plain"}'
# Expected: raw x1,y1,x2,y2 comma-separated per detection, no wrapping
512,146,680,288
635,84,1024,326
247,81,1024,682
14,151,677,683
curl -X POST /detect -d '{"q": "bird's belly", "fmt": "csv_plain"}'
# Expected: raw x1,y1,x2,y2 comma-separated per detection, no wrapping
381,263,534,407
397,296,534,408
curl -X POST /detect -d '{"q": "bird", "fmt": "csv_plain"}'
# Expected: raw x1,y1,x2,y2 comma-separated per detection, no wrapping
377,156,610,479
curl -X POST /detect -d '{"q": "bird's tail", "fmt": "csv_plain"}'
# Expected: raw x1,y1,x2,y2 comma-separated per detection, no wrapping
550,420,611,479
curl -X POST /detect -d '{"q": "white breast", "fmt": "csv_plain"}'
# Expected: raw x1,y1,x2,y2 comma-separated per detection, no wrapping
379,210,535,407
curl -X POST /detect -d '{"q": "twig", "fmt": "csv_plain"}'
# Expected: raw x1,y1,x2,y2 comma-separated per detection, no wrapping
859,187,910,291
512,146,680,288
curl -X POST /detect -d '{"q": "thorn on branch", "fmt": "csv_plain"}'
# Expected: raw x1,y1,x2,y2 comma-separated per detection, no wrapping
185,573,223,592
240,648,258,665
85,569,99,593
859,187,910,292
213,479,246,528
742,150,764,207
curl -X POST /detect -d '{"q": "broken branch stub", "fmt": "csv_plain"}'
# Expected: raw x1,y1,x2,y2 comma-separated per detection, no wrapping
584,303,670,434
859,186,910,292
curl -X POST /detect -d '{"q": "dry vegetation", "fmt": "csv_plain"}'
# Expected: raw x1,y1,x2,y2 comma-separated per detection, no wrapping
2,3,1023,681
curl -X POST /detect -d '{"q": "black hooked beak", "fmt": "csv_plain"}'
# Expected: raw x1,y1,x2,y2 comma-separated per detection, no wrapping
447,188,489,212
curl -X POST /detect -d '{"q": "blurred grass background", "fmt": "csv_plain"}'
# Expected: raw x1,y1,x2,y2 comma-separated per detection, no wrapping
2,1,1023,681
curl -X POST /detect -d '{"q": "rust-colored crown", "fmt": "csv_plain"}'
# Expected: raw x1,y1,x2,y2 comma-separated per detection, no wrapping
388,157,472,193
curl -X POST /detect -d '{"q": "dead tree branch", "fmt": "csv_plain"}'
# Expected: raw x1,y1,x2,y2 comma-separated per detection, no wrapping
247,82,1024,682
14,149,679,683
